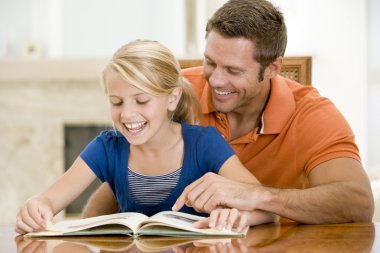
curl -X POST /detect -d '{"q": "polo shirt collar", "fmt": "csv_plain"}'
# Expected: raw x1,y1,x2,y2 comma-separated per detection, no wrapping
199,75,295,134
262,75,295,134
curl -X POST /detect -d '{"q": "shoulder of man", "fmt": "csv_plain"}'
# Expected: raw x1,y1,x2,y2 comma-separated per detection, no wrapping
181,66,207,99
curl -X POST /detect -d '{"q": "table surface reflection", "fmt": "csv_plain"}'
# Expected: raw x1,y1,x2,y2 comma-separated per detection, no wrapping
1,222,377,253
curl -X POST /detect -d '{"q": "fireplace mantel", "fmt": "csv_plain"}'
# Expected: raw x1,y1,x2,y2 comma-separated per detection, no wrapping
0,59,108,81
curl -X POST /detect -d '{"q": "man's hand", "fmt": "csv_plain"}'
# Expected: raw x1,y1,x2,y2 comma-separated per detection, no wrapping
172,172,265,213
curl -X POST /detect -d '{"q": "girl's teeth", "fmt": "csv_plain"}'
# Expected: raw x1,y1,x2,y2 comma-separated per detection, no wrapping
125,122,145,130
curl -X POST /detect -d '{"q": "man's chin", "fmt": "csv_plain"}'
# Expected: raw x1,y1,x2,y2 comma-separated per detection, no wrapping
213,103,233,113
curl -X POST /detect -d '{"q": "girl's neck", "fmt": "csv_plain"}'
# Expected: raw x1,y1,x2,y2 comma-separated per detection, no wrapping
133,121,182,154
128,121,184,176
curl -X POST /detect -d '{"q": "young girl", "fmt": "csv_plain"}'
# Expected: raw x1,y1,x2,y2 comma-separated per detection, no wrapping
15,40,275,234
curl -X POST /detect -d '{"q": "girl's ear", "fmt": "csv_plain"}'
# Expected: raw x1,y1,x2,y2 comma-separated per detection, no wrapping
168,87,183,111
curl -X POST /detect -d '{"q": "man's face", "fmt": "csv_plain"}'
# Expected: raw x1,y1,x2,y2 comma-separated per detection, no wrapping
203,31,268,114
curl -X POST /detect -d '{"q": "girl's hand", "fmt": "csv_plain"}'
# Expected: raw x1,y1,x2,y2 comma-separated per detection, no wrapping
15,196,53,234
193,208,249,232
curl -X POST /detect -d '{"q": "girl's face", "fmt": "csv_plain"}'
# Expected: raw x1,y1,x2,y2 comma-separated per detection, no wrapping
105,71,176,146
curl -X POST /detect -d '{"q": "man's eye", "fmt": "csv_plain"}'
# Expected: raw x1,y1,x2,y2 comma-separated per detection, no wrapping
227,68,241,75
205,59,216,66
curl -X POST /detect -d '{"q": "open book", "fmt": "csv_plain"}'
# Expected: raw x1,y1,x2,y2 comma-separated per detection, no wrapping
24,211,247,238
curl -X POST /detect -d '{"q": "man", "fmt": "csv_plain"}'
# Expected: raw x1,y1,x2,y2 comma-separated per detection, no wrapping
83,0,373,224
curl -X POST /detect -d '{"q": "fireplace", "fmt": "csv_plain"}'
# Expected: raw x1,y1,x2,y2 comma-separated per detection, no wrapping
0,59,112,223
64,124,111,215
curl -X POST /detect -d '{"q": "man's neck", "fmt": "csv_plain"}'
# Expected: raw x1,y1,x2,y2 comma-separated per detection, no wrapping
227,108,263,141
227,83,270,141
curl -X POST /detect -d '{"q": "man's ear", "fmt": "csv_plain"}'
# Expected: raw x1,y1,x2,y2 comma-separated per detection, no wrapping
265,56,283,79
168,87,183,111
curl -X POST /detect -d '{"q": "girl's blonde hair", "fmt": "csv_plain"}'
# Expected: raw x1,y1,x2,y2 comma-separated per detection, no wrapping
102,40,201,124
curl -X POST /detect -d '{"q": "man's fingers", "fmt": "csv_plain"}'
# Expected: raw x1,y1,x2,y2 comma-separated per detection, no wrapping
173,181,198,211
173,177,204,211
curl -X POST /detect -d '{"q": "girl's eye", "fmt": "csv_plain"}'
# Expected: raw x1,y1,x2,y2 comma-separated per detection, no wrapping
136,99,149,105
110,100,122,106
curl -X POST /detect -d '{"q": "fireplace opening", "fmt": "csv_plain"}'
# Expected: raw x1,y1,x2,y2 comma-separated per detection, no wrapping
64,124,111,216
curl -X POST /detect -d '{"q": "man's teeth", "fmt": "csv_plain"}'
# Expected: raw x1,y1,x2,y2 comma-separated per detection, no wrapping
215,89,232,95
125,122,145,130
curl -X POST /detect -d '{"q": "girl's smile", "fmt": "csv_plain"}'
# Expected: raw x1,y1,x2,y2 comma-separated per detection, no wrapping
104,70,176,148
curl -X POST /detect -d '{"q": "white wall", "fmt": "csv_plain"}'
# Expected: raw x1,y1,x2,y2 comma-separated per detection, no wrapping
0,0,185,58
62,0,185,58
368,0,380,168
0,0,49,57
274,0,368,166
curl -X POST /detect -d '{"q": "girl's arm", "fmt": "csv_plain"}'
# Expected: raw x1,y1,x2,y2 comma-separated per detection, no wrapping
218,155,260,184
15,157,96,234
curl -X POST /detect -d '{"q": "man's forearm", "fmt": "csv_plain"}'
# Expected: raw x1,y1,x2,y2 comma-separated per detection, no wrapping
256,181,374,224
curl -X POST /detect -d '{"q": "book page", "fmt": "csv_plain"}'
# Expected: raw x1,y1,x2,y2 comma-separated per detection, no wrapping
46,212,148,234
139,211,243,236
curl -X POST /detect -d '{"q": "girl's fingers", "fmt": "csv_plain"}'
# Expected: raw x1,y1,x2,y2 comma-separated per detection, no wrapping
208,210,220,228
236,213,248,232
215,209,230,230
226,208,239,230
193,217,210,228
19,207,41,231
15,217,34,234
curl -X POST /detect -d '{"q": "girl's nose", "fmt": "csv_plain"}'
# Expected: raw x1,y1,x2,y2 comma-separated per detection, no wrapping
121,104,137,120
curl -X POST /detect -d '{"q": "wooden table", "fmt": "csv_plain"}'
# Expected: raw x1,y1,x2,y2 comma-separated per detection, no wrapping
1,222,376,252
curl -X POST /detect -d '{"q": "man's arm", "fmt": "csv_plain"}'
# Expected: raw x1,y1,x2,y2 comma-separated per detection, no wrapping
174,157,374,224
81,182,119,218
261,158,373,223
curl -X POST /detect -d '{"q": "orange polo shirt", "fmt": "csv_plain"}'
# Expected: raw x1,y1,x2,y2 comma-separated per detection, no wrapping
182,66,360,188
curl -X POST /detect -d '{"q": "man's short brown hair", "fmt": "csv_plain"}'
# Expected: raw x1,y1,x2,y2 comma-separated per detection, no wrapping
206,0,287,76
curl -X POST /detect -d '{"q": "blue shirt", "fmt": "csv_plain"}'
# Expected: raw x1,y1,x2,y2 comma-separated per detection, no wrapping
80,122,235,216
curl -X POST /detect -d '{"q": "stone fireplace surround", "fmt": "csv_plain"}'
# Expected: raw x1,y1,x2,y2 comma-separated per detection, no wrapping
0,59,111,223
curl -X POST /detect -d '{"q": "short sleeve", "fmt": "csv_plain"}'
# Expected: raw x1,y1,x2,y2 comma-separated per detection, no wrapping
195,126,235,174
80,131,111,182
296,97,360,175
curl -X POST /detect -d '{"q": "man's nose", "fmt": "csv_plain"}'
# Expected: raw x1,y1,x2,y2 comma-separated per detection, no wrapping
209,68,227,87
